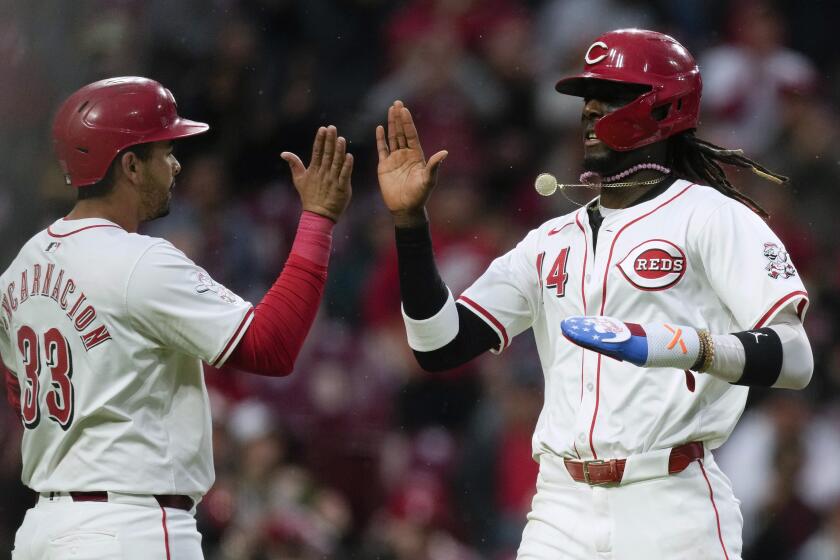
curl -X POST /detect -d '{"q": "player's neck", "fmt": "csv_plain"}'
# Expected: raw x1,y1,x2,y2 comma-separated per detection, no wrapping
598,168,672,209
65,178,146,232
65,198,141,233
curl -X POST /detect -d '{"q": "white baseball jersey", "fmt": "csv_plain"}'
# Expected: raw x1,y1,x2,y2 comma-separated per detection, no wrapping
0,217,254,496
459,179,808,461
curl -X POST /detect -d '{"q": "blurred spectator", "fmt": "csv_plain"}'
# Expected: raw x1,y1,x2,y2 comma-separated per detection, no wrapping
455,339,543,558
797,501,840,560
699,0,817,153
718,394,840,552
362,440,481,560
532,0,655,130
207,400,353,559
763,89,840,250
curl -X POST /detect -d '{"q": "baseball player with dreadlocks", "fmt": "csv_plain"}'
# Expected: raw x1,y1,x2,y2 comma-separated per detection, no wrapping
376,29,812,559
1,77,352,559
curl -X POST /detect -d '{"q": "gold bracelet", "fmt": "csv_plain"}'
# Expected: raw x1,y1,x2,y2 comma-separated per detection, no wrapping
691,330,707,371
698,330,715,372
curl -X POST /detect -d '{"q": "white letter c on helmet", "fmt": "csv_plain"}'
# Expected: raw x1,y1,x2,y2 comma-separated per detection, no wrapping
585,41,609,65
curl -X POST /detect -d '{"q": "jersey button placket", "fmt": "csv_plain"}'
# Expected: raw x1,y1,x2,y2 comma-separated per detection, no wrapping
574,212,599,459
581,213,615,460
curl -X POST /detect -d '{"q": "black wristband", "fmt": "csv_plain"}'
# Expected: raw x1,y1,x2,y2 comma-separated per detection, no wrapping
732,328,783,387
395,222,448,319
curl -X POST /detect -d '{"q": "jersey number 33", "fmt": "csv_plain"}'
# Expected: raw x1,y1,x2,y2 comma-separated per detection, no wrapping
16,325,74,430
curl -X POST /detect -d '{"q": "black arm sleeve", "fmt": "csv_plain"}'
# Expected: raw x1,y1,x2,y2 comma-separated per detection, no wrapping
396,222,448,319
396,223,500,372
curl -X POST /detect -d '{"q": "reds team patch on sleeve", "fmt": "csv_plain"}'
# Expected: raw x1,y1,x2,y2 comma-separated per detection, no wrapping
193,271,237,303
762,242,797,280
617,239,687,291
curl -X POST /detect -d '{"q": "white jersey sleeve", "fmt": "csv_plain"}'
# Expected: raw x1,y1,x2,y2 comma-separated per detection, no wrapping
458,229,541,353
690,199,808,329
126,241,254,367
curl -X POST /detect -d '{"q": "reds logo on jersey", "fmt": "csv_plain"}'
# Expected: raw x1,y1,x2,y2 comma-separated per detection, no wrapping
617,240,686,291
194,271,237,303
762,242,796,280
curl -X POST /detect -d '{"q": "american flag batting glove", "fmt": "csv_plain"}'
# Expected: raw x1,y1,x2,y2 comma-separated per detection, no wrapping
560,316,702,370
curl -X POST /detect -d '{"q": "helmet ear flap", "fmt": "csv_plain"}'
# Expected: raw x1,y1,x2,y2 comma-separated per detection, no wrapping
593,91,660,151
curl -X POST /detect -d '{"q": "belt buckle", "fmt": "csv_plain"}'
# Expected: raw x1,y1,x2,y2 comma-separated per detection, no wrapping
582,459,610,486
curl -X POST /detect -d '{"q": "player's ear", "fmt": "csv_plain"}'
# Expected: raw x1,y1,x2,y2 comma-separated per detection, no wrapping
119,151,142,184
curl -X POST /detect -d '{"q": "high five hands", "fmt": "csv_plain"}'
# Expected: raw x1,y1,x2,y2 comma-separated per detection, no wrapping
376,100,448,228
280,102,446,226
282,125,353,223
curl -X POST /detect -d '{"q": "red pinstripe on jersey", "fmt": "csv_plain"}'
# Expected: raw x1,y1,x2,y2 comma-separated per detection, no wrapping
548,222,574,236
699,461,730,560
573,211,590,459
212,307,254,367
47,224,122,238
753,290,809,328
574,212,589,314
160,505,172,560
458,295,509,351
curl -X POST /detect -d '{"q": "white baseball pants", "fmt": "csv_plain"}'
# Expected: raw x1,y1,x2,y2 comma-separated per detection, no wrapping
12,493,203,559
517,449,743,559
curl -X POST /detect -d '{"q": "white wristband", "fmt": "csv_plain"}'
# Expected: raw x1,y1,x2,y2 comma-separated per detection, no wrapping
401,289,460,352
640,322,701,370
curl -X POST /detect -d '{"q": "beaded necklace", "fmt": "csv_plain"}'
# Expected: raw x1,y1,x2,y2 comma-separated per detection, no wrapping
534,163,672,204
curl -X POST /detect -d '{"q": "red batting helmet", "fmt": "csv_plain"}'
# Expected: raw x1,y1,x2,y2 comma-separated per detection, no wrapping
555,29,701,152
52,76,209,187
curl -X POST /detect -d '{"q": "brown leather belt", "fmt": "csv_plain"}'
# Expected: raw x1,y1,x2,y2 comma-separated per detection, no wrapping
68,491,194,511
564,442,704,486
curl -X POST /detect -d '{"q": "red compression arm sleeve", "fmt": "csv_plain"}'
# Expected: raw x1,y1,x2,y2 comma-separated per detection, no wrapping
226,211,334,376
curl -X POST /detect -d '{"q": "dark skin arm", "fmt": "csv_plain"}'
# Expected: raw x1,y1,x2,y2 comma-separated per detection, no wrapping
376,101,500,370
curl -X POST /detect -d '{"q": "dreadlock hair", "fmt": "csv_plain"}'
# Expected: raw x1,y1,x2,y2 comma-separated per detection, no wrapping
668,131,788,219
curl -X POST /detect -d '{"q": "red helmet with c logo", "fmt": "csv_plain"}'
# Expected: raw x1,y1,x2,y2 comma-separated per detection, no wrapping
52,77,209,187
555,29,701,152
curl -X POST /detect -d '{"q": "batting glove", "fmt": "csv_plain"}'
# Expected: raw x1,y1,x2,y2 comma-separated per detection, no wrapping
561,316,702,370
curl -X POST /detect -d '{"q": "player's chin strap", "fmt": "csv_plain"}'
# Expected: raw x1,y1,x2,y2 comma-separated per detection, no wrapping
533,163,672,199
560,315,813,390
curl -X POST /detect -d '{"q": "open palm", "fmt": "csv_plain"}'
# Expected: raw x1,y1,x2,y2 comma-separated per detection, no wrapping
376,101,447,220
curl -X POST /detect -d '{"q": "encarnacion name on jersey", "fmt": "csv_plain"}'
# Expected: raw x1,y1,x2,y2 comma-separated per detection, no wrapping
1,262,112,350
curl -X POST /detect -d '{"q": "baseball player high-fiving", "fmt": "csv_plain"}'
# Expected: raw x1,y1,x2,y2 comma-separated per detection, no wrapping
376,30,812,559
1,77,352,559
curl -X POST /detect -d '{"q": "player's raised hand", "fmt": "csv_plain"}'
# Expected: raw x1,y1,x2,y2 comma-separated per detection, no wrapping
281,125,353,222
376,100,448,227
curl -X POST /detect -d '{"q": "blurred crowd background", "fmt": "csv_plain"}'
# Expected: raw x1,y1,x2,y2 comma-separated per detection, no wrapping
2,0,840,558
